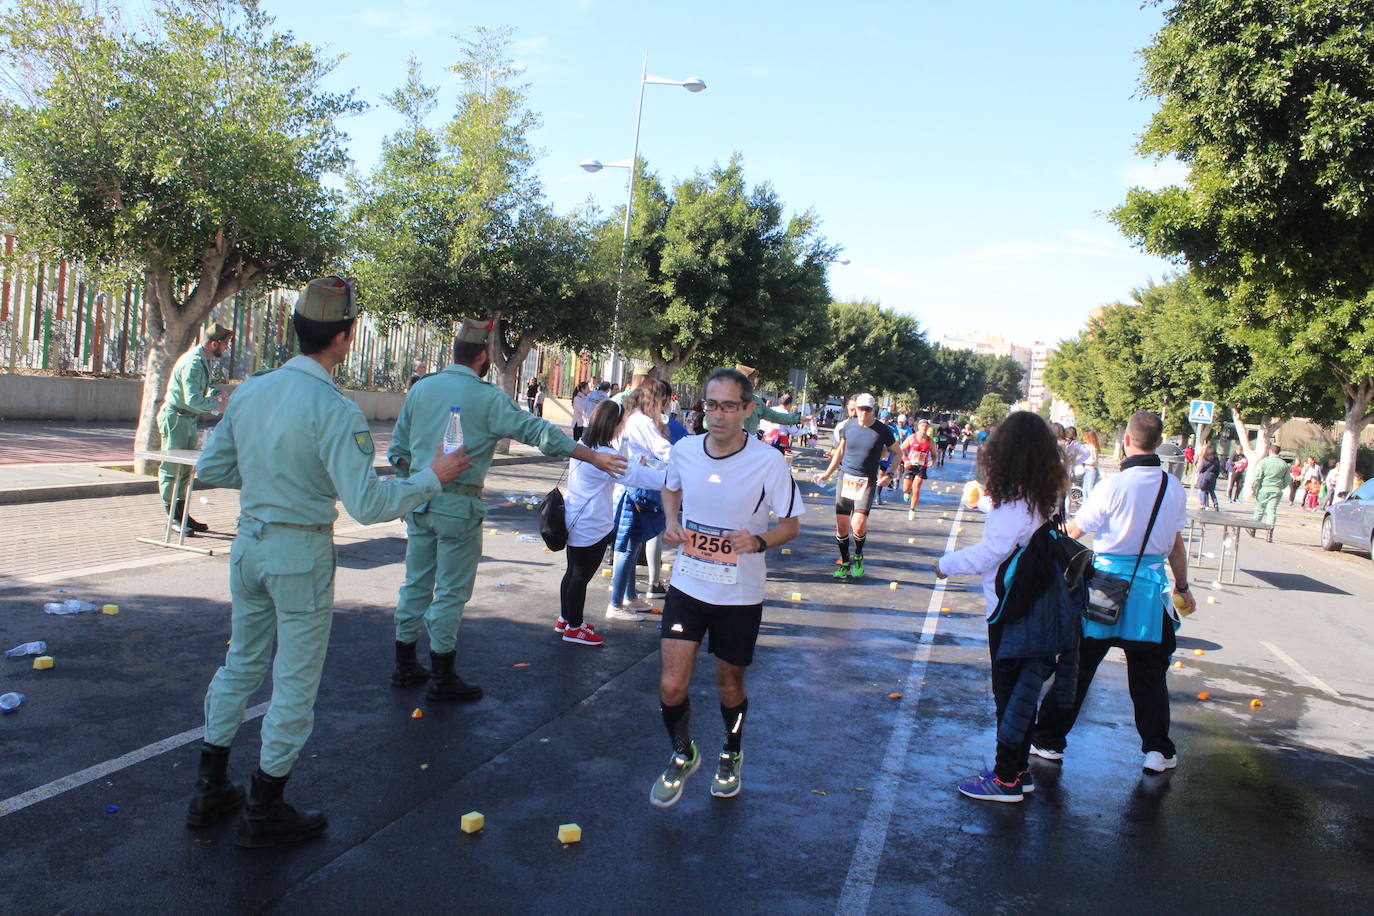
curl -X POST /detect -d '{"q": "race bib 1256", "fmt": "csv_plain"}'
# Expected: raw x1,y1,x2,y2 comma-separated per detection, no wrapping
679,519,739,584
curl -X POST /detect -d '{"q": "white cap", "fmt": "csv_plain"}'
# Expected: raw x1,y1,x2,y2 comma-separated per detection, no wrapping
855,393,877,409
897,413,908,423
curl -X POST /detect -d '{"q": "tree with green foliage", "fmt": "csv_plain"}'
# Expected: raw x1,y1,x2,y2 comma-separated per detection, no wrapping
807,299,929,404
973,392,1010,429
1112,0,1374,492
349,31,611,401
980,354,1026,404
921,346,987,413
611,156,834,384
0,0,360,468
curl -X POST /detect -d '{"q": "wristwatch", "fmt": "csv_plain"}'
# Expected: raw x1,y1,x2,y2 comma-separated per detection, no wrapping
754,535,768,553
1174,582,1190,592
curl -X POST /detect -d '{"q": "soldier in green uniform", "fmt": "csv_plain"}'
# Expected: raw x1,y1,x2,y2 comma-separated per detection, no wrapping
387,319,628,700
1251,444,1291,529
158,322,234,533
186,277,471,848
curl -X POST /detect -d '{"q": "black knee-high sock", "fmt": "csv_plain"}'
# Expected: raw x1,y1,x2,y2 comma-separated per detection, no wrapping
721,699,748,753
661,699,692,756
836,535,850,562
853,535,866,558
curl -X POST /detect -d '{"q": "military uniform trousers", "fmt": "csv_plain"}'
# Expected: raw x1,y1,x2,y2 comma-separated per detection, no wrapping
204,518,336,777
1253,486,1283,527
156,407,199,505
394,506,485,654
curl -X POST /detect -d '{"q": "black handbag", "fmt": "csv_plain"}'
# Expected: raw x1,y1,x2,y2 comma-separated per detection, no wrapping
1083,472,1169,626
537,467,570,551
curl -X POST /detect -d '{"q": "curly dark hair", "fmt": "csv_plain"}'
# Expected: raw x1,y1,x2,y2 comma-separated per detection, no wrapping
977,411,1068,520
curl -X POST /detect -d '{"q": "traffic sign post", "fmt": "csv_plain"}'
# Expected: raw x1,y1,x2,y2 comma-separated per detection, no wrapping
1188,400,1216,490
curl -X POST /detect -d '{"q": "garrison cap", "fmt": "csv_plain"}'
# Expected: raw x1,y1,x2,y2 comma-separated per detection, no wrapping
294,276,357,322
205,322,234,342
630,358,652,377
734,363,759,379
458,318,494,344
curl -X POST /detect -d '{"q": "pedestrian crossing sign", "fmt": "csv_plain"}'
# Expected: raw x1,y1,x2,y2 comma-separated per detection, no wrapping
1188,400,1215,424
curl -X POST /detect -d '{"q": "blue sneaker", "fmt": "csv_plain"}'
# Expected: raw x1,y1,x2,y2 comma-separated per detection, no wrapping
958,772,1024,803
980,768,1034,793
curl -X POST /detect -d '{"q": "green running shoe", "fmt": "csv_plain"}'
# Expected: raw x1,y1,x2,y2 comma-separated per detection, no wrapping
710,750,743,798
833,561,850,580
850,557,865,578
650,742,700,808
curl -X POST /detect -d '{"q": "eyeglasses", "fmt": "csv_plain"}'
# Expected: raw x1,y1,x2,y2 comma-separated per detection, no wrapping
703,400,747,413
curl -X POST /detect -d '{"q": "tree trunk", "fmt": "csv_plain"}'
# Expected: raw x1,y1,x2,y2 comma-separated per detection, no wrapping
1230,406,1282,496
132,315,200,474
1335,377,1374,496
488,317,538,456
648,338,700,382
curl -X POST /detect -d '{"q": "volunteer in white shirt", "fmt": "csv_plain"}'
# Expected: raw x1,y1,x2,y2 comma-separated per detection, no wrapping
1031,410,1196,775
555,399,668,646
649,367,803,808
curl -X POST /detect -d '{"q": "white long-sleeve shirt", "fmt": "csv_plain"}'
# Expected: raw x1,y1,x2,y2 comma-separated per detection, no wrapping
619,411,672,464
565,445,667,547
939,499,1042,619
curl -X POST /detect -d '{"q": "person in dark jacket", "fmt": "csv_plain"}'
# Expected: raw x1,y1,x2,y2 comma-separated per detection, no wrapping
1195,444,1221,509
934,411,1069,803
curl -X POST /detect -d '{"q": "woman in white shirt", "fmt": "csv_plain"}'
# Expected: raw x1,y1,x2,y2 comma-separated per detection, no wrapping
934,411,1068,804
556,399,667,645
1077,429,1101,497
570,380,590,441
608,378,674,620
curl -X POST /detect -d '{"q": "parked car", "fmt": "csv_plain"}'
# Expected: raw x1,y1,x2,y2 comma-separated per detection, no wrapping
1320,478,1374,561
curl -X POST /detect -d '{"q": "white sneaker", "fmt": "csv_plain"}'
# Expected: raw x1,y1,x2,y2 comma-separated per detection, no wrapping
1029,745,1064,762
605,604,643,621
623,596,654,612
1142,751,1178,773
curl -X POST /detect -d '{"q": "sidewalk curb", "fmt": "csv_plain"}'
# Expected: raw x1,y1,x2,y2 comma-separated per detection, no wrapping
0,454,560,506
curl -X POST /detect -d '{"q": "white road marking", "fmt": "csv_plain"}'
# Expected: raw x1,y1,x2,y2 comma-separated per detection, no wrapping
837,499,968,915
0,702,270,818
1260,640,1341,698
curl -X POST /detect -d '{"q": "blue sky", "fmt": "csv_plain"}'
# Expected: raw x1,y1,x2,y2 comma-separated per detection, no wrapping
261,0,1187,348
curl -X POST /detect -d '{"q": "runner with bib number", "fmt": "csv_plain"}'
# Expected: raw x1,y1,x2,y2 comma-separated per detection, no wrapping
813,392,903,579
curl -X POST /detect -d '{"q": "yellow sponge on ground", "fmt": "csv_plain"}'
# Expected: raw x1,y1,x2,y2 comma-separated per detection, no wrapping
102,604,119,615
460,811,484,834
557,823,582,844
34,656,54,670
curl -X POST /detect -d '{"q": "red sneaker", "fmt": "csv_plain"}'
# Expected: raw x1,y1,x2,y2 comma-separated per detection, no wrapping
555,617,568,633
562,624,604,646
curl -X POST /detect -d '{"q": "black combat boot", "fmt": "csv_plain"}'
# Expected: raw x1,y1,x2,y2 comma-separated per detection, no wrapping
426,650,483,702
391,640,430,687
186,742,245,827
172,499,209,532
234,768,328,849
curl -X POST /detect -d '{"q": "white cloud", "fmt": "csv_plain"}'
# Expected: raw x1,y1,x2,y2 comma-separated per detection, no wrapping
1121,158,1190,191
359,0,457,39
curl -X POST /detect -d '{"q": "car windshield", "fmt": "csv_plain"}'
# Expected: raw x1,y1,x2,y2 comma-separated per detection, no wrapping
1351,480,1374,501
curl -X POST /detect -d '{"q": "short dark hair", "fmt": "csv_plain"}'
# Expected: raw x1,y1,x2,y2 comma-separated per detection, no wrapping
452,338,487,367
1268,443,1282,455
582,399,623,450
705,367,753,405
597,381,612,392
1126,411,1164,451
293,314,355,355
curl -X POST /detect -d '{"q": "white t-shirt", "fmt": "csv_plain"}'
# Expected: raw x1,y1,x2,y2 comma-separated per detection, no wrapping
1074,463,1187,555
565,445,667,548
619,411,672,463
939,499,1042,618
664,435,804,606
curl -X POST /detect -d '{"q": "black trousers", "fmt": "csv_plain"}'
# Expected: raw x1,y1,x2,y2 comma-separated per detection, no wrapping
559,531,613,627
989,654,1035,781
1032,636,1175,757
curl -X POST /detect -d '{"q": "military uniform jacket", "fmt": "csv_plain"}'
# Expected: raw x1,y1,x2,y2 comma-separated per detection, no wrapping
388,364,578,518
197,355,441,526
1253,455,1291,492
162,345,220,417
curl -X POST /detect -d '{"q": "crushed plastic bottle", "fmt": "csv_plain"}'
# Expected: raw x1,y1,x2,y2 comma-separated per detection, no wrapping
516,535,540,543
1,692,25,713
4,641,47,658
44,599,99,615
443,407,464,453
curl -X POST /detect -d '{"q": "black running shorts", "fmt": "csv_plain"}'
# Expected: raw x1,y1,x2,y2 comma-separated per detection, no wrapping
660,587,764,667
904,465,928,481
833,474,877,516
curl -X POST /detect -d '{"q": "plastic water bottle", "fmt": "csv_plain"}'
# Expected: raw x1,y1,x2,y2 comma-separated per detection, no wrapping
4,641,46,658
443,407,464,454
0,692,24,713
516,534,541,543
43,599,98,615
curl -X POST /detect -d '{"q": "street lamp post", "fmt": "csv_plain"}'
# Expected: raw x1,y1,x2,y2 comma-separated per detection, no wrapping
581,54,705,383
